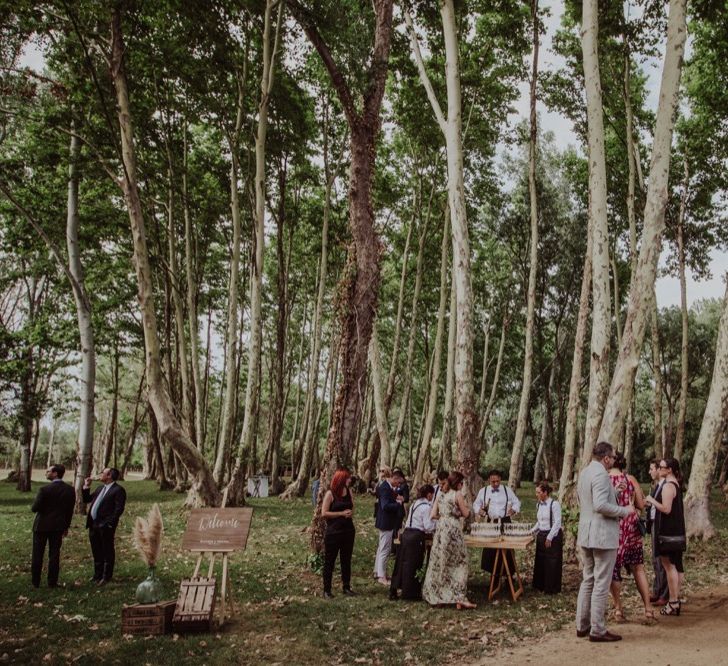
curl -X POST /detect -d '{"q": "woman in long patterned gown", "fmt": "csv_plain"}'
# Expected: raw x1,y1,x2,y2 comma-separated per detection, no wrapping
422,471,476,609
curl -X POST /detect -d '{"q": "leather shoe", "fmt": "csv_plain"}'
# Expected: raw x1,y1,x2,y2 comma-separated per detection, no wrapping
96,579,109,587
589,631,622,642
323,591,334,599
342,588,356,597
576,627,590,638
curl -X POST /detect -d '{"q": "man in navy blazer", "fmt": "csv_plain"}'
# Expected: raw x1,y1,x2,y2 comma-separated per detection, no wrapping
373,469,405,584
31,464,76,588
82,467,126,585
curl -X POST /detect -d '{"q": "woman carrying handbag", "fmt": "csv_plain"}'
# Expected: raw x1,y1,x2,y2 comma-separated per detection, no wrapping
645,457,687,616
607,452,655,623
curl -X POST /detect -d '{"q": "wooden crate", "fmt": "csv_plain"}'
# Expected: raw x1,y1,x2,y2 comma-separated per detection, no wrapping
172,577,216,633
121,600,176,635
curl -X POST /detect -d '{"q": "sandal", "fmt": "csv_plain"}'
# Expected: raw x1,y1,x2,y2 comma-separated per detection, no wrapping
660,601,681,616
614,609,627,623
643,609,657,624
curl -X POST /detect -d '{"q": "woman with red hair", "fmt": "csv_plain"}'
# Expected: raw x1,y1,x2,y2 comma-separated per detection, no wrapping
321,468,356,598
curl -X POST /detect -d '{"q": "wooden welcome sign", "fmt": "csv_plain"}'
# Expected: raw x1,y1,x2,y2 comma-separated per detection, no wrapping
181,508,253,553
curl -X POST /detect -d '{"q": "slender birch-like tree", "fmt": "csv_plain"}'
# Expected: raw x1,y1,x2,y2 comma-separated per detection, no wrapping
685,280,728,539
404,0,481,498
597,0,688,446
227,0,284,505
509,0,540,487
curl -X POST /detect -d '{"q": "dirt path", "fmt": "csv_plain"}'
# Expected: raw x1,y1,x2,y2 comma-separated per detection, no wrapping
479,585,728,666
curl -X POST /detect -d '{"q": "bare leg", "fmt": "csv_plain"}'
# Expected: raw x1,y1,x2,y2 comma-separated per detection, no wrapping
660,556,680,602
632,564,653,614
609,580,623,618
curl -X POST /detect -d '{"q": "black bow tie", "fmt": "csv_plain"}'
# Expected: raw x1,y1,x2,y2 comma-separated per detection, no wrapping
491,488,500,493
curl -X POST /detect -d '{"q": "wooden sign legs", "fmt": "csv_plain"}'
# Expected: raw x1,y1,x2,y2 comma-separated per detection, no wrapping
190,550,236,627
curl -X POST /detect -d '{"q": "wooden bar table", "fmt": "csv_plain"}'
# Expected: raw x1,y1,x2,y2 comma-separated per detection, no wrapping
465,534,534,602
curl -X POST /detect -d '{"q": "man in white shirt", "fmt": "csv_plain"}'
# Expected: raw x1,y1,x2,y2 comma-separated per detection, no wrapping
473,469,521,580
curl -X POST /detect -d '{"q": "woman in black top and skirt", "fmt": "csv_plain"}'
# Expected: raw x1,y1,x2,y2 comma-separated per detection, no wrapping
322,468,356,598
389,484,435,601
645,457,686,616
530,481,563,594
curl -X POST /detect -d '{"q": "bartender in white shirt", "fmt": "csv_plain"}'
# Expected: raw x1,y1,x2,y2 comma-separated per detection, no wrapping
530,481,563,594
389,484,436,601
473,470,521,579
473,469,522,521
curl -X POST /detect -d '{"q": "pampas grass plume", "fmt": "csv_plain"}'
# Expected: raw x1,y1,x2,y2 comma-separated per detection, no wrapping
133,503,164,567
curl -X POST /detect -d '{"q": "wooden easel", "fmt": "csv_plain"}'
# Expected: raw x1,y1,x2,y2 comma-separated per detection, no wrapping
187,546,236,627
179,488,251,629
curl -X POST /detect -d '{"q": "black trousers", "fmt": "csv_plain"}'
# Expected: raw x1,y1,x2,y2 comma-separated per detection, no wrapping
323,529,355,593
31,531,63,587
89,526,117,581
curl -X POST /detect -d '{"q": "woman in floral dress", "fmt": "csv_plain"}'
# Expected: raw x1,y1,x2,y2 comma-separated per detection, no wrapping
608,452,655,623
422,472,476,609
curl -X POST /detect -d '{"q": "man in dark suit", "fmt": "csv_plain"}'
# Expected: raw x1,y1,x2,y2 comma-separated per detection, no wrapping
374,469,405,585
31,464,76,588
82,467,126,585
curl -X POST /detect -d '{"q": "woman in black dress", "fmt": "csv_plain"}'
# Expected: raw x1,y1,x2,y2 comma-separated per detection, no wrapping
645,457,686,616
530,481,563,594
321,468,356,598
389,484,435,601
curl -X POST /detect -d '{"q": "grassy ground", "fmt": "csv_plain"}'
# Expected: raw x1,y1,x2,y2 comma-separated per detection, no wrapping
1,479,726,665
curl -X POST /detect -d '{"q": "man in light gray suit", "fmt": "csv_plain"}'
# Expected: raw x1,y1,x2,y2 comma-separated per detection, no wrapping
575,441,635,642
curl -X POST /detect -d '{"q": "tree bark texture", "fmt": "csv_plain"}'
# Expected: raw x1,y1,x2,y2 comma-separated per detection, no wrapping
110,7,220,507
675,158,690,461
580,0,611,465
227,0,284,505
597,0,687,446
291,0,395,552
684,281,728,539
509,0,540,488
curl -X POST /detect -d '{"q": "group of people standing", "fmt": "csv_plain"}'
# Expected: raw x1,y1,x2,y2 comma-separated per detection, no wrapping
576,441,687,644
30,464,127,589
320,466,564,608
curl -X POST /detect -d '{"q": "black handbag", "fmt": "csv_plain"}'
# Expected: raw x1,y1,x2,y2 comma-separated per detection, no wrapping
635,517,647,537
657,534,686,552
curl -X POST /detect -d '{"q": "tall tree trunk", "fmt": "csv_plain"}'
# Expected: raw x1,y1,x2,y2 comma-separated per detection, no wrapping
675,157,690,461
439,275,457,470
290,0,395,552
509,0,539,488
558,219,592,501
110,7,219,506
165,167,193,440
414,208,449,487
266,164,289,493
282,108,335,496
391,207,430,461
651,300,665,457
120,369,146,479
623,43,638,473
182,124,205,451
479,314,509,443
580,0,611,465
597,0,688,446
103,343,120,468
65,131,96,511
227,0,284,504
684,281,728,539
214,70,247,485
369,327,391,467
